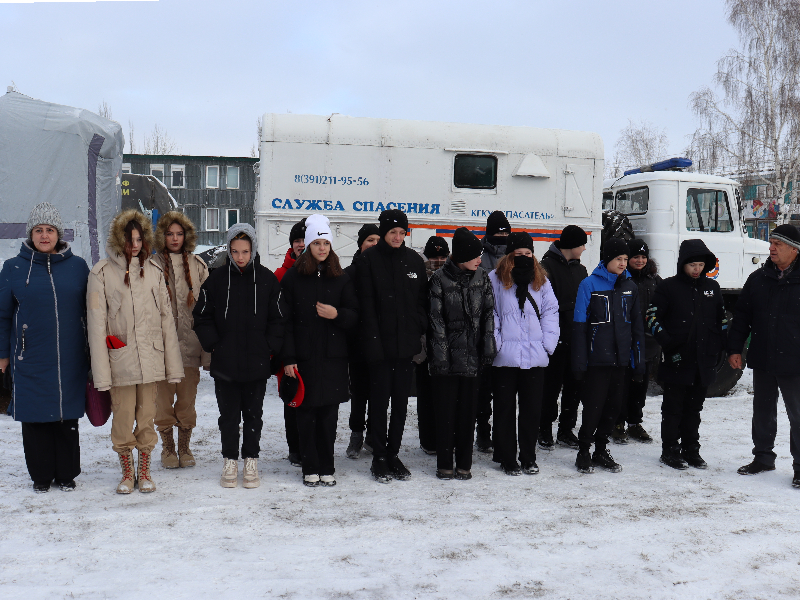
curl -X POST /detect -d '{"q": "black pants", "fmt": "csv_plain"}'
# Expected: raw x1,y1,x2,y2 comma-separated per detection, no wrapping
750,369,800,469
21,420,80,484
432,375,478,471
416,360,436,451
491,366,544,466
283,405,300,455
661,372,707,452
475,369,493,439
578,366,627,452
348,361,370,434
542,340,581,431
215,378,267,460
618,361,651,426
368,358,413,459
296,403,338,476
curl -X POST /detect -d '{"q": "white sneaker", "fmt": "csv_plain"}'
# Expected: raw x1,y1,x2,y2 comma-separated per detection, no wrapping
303,474,320,487
319,474,336,487
243,457,260,489
220,458,238,488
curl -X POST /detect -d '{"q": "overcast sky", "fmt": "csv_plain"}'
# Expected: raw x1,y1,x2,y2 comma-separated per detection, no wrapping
0,0,739,164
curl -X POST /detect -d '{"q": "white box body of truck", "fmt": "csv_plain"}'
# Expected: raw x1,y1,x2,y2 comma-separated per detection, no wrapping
257,113,605,270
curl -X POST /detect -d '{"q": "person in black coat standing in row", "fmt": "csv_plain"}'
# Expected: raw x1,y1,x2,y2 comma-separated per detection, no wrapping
281,214,359,487
728,224,800,488
612,239,661,445
539,225,588,450
428,228,496,480
356,209,428,483
344,223,381,459
646,239,726,470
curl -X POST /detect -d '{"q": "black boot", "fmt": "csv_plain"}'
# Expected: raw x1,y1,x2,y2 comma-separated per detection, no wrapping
793,470,800,489
538,426,555,451
346,431,363,459
681,447,708,469
557,428,580,449
575,450,594,474
387,455,411,481
611,423,629,445
660,446,688,470
592,447,622,472
371,457,392,484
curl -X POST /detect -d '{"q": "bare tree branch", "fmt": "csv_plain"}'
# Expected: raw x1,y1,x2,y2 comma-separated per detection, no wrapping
606,119,669,178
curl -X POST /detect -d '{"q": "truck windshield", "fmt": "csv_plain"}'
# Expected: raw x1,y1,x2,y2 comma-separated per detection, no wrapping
686,189,734,233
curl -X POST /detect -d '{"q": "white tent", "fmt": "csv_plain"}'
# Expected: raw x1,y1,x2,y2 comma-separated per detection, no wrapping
0,90,124,265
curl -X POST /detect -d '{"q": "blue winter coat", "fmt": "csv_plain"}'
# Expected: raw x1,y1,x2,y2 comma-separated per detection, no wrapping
0,241,90,422
571,261,645,375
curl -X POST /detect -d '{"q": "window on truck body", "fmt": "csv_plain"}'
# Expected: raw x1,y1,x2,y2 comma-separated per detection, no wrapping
686,188,733,232
454,154,497,189
614,186,648,215
602,192,614,211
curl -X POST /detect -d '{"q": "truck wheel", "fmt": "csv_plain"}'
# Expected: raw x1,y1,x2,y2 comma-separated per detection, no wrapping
601,210,635,247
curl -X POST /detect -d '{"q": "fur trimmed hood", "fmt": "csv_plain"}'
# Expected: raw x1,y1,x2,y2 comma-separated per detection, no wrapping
154,211,198,253
108,209,154,256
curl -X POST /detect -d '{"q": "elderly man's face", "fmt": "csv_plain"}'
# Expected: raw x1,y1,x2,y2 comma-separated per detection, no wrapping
769,238,798,269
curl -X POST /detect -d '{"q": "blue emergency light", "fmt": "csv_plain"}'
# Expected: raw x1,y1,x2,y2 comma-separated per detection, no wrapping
624,157,692,176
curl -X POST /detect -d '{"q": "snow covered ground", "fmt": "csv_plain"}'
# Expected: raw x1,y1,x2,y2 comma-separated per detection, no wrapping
1,369,799,600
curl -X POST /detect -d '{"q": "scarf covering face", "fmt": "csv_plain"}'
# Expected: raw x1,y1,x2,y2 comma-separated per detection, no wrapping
511,255,535,310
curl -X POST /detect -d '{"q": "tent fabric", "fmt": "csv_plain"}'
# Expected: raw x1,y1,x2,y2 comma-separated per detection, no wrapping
0,91,124,265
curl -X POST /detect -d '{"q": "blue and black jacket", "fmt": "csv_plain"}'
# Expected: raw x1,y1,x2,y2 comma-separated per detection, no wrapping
571,261,645,375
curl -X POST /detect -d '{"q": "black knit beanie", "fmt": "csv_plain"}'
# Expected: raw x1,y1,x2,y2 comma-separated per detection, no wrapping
379,209,409,237
289,218,307,244
504,231,534,255
602,238,630,266
424,236,450,259
559,225,588,250
451,228,483,264
628,238,649,258
357,223,380,249
770,224,800,250
486,211,511,237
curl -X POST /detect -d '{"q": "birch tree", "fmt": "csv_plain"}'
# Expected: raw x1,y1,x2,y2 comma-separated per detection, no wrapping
606,119,669,178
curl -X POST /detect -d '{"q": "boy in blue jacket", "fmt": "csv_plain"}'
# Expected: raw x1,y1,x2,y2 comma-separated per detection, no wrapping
572,238,645,473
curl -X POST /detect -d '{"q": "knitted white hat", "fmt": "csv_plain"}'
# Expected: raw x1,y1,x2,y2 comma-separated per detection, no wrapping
27,202,64,239
304,214,333,248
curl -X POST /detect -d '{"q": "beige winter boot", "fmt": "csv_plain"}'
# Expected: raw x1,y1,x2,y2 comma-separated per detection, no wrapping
220,458,238,488
177,427,196,468
243,457,260,489
137,449,157,493
116,450,135,494
160,428,179,469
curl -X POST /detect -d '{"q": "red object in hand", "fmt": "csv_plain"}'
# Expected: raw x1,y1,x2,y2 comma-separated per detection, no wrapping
105,335,126,349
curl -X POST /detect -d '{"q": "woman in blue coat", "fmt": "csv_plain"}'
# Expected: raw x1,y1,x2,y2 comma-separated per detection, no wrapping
0,203,90,493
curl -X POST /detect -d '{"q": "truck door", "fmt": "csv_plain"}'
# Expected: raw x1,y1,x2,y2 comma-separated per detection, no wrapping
563,161,595,220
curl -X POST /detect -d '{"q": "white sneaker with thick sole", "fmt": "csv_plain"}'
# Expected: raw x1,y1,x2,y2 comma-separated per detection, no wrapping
319,475,336,487
243,457,260,489
303,474,320,487
220,458,238,488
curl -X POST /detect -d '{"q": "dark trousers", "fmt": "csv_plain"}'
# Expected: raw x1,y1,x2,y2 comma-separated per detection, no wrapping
416,361,436,451
751,369,800,469
283,405,300,455
578,366,627,452
661,372,707,451
348,361,370,434
542,340,581,431
618,361,651,426
21,420,81,484
296,403,338,476
214,378,267,460
368,358,413,459
475,369,493,439
432,375,478,471
491,366,544,466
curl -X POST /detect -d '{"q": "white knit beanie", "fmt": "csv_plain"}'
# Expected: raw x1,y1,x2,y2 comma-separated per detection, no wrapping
27,202,64,239
304,214,333,249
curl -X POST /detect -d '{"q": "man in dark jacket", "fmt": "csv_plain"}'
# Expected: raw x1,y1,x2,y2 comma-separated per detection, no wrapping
540,225,588,449
646,239,726,470
728,224,800,488
475,211,510,451
356,209,428,483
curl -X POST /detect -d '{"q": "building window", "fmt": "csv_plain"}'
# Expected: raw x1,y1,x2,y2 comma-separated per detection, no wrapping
226,209,239,229
150,164,164,183
614,187,649,215
453,154,497,189
121,163,131,174
206,208,219,231
226,166,240,189
686,188,734,233
170,165,185,188
206,166,219,189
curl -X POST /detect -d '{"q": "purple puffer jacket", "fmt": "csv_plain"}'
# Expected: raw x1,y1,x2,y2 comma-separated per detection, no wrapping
490,270,560,368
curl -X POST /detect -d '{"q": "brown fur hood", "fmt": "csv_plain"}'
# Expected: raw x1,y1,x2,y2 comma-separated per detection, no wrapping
154,211,198,253
108,209,154,256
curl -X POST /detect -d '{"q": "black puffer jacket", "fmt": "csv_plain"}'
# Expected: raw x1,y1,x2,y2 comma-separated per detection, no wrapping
193,255,285,382
628,260,662,362
480,236,507,271
356,238,428,361
280,264,359,406
540,242,588,341
646,240,726,387
728,256,800,375
427,259,497,376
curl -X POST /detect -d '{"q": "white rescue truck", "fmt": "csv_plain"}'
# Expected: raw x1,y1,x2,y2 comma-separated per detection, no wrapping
256,113,605,268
